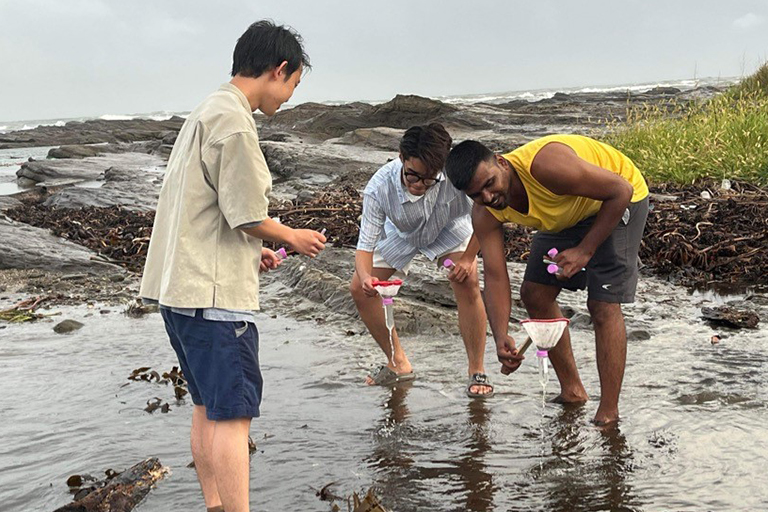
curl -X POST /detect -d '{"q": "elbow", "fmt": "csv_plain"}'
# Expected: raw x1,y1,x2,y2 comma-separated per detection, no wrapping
615,179,633,205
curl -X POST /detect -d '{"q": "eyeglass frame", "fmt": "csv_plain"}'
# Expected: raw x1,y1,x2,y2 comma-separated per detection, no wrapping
402,168,444,187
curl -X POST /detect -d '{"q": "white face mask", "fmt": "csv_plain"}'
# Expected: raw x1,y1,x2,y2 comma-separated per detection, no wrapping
403,186,425,203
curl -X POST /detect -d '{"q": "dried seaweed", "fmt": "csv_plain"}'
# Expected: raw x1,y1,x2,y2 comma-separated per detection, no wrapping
0,296,51,323
5,180,766,291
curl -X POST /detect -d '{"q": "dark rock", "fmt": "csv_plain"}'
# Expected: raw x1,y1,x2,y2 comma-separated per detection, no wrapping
48,145,122,159
260,140,391,184
701,306,759,329
569,313,593,329
0,117,184,150
61,274,88,281
332,127,403,151
364,94,459,128
0,196,22,211
262,102,374,140
0,217,104,272
161,131,177,145
627,329,652,341
54,319,84,334
645,86,681,95
43,186,159,211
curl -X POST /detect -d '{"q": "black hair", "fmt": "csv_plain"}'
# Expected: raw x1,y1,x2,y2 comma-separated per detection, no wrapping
399,123,453,174
231,20,310,79
445,140,495,190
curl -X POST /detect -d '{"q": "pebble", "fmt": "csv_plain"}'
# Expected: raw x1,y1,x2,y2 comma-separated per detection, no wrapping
53,319,84,334
627,329,652,341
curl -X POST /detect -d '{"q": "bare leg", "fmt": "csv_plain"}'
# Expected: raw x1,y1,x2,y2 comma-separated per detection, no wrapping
211,418,252,512
441,253,491,395
190,406,221,508
520,280,588,402
587,299,626,425
350,267,413,383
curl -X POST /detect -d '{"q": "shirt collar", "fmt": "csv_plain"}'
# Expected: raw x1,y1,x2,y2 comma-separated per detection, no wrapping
219,83,253,114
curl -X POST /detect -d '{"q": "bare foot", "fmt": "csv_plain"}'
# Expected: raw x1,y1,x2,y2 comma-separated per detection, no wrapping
551,391,589,404
592,407,619,427
591,416,620,428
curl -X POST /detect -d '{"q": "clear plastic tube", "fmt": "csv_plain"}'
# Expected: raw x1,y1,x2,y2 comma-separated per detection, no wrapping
537,350,549,389
382,299,395,331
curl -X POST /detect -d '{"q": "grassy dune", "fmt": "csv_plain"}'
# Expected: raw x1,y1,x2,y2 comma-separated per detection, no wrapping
603,64,768,185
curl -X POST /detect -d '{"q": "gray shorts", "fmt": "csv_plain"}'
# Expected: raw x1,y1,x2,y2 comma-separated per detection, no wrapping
523,197,649,303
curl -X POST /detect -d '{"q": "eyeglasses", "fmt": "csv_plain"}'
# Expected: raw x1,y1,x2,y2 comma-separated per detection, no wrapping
403,169,443,187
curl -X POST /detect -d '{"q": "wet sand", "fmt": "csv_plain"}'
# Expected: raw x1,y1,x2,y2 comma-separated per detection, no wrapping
1,274,767,511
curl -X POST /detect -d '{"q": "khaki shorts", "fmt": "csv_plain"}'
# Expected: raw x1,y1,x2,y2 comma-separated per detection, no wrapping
373,235,471,277
523,197,649,303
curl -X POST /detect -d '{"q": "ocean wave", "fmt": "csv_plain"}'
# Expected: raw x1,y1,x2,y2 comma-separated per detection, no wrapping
435,76,738,105
99,114,136,121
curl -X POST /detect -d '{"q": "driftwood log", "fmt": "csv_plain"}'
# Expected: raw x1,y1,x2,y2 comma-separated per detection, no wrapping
53,458,167,512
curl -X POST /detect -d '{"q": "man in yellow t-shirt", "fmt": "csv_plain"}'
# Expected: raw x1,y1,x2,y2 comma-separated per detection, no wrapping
445,134,649,426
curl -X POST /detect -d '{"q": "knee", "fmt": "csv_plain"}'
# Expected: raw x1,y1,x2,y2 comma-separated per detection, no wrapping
350,277,365,303
520,281,546,312
452,269,480,294
587,300,619,326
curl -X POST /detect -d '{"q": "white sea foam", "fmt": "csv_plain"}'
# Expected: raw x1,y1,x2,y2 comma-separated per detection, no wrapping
0,77,738,132
435,76,738,105
99,114,136,121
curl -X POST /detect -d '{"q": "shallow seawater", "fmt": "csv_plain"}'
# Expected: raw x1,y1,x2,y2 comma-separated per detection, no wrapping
1,276,767,511
0,146,56,195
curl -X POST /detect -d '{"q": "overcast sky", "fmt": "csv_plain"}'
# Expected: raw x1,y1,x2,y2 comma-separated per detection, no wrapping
1,0,767,122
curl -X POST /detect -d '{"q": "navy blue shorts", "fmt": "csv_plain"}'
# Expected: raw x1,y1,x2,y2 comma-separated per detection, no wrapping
161,309,263,421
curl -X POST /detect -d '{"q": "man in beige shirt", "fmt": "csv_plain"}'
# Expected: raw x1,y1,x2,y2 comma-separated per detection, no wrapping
140,21,325,512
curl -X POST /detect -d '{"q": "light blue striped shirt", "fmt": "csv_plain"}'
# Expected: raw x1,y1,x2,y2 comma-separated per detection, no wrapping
357,158,473,270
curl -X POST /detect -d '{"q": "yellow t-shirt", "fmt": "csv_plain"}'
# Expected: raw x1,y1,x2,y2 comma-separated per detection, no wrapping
488,134,648,233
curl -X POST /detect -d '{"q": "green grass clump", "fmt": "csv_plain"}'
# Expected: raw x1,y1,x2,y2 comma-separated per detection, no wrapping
603,64,768,185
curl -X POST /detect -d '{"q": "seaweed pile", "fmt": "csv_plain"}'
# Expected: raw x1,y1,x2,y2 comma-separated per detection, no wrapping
5,181,766,291
267,184,363,250
6,204,154,272
640,181,768,290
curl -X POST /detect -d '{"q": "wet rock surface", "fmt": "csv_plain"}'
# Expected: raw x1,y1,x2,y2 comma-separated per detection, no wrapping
53,319,84,334
0,216,106,273
1,82,764,310
0,117,185,150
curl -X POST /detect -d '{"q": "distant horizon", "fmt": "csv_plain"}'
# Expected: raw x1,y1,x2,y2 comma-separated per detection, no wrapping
0,73,741,128
2,0,766,123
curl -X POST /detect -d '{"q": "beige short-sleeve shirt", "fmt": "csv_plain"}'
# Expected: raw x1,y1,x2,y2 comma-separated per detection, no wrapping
139,83,271,310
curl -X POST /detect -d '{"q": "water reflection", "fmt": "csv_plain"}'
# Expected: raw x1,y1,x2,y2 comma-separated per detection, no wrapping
541,405,643,512
368,386,497,511
453,400,495,512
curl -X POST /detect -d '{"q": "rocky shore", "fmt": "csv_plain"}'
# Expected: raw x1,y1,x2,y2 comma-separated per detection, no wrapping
1,83,765,314
2,84,767,512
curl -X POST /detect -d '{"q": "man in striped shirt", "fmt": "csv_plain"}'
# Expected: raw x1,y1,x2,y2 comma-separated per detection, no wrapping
350,123,493,398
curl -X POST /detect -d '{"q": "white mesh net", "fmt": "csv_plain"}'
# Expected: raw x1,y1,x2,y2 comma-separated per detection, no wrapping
373,280,403,298
521,318,569,350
